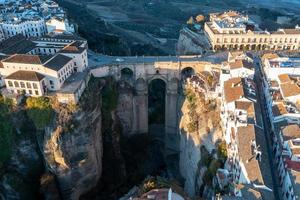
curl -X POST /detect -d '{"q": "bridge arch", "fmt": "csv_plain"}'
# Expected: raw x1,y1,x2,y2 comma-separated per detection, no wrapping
147,74,168,84
121,67,134,81
181,67,195,79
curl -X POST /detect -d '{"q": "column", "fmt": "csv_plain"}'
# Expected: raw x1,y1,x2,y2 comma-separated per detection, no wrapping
133,78,148,134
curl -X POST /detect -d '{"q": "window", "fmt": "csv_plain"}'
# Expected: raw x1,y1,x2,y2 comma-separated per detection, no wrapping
14,81,19,87
35,90,39,95
32,83,38,89
20,82,25,88
49,80,54,85
29,90,32,95
7,81,13,87
26,82,31,88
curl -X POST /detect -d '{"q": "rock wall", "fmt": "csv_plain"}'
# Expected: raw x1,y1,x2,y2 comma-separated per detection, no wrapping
116,82,134,135
43,87,103,200
178,88,222,197
176,28,210,55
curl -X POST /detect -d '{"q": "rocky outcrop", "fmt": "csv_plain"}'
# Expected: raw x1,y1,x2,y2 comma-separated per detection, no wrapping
0,111,44,200
43,85,103,200
178,88,222,197
176,27,210,55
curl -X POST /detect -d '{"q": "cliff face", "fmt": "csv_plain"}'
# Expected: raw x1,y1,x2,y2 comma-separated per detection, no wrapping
178,88,222,197
116,82,134,135
43,81,103,200
176,28,210,55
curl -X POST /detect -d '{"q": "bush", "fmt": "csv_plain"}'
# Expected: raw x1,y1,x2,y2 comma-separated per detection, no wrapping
217,141,228,162
26,97,54,130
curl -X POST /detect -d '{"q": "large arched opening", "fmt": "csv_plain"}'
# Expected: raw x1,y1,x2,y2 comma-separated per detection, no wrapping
148,78,166,127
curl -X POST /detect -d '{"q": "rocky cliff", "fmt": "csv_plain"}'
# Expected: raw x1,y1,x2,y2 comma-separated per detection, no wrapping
0,107,44,200
178,87,222,197
176,28,210,55
43,80,103,200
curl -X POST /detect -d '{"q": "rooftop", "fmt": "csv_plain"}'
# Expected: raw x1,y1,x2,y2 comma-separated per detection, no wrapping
5,70,45,82
0,34,36,54
224,77,244,103
237,125,263,185
281,124,300,140
280,83,300,98
272,102,288,117
44,54,72,71
3,54,51,64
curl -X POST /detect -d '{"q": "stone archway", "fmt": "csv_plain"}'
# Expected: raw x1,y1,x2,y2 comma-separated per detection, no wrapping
121,67,134,84
148,78,166,130
181,67,195,80
132,75,179,135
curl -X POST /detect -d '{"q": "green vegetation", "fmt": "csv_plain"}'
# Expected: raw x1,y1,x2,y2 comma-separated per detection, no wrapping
217,141,228,162
26,97,54,130
200,146,223,187
0,95,14,168
184,88,199,133
142,176,170,193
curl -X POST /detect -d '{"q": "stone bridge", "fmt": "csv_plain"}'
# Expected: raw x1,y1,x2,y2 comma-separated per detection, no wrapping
90,55,221,135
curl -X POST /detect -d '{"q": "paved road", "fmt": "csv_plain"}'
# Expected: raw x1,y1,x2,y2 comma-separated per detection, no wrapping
254,55,282,200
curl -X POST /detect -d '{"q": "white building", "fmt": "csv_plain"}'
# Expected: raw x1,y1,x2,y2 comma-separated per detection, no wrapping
205,11,300,51
46,17,75,34
0,33,89,103
0,17,47,39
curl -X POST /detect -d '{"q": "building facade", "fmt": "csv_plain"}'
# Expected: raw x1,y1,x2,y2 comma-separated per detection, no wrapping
0,34,88,102
204,11,300,51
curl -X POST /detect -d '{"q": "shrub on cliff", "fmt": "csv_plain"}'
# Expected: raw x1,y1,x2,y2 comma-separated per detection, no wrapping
217,141,228,162
26,97,54,130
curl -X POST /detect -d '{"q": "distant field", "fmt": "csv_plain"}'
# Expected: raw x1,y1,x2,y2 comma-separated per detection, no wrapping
57,0,300,56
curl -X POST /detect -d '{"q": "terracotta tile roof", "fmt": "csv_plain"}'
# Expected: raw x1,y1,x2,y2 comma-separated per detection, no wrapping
0,55,9,68
224,77,244,103
272,103,288,117
237,125,264,184
283,29,300,34
270,80,279,88
5,70,45,82
229,60,243,69
280,83,300,98
235,100,255,114
291,148,300,155
262,53,279,61
44,54,72,71
3,54,51,64
59,42,85,54
278,74,292,84
281,124,300,140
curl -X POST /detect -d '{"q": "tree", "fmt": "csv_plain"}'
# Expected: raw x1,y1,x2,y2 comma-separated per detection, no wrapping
26,97,54,130
217,141,228,162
